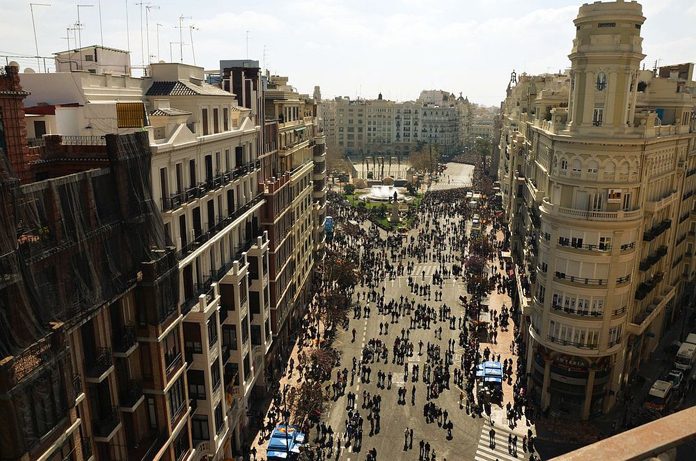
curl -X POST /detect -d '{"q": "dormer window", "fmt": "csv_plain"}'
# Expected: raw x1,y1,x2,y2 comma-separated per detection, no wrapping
596,72,607,91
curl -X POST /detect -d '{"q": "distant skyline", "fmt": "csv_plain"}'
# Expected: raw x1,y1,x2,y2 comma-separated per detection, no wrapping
1,0,694,106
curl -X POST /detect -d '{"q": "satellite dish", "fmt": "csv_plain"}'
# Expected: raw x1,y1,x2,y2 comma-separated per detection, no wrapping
24,68,36,74
8,61,19,69
159,60,165,63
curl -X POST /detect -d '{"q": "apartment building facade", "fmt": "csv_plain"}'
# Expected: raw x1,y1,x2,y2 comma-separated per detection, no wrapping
320,94,467,159
0,60,192,461
8,48,326,460
498,0,696,420
260,75,325,373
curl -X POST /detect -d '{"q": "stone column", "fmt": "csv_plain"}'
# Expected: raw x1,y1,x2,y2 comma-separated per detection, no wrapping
582,367,596,420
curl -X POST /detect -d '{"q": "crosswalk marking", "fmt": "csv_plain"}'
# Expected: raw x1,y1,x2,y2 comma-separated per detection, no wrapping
474,423,524,461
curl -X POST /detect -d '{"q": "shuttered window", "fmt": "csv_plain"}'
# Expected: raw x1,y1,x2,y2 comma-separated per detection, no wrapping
116,102,148,128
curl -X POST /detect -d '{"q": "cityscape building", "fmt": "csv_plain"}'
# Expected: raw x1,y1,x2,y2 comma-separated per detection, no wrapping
319,93,474,160
498,0,696,420
0,43,326,461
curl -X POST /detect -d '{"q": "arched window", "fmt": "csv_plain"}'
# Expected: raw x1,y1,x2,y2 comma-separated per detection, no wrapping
587,160,599,175
572,158,582,175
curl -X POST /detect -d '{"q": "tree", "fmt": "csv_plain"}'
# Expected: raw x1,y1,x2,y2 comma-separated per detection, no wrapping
469,235,494,257
409,144,441,174
343,184,355,195
325,249,359,290
406,183,418,196
354,178,368,189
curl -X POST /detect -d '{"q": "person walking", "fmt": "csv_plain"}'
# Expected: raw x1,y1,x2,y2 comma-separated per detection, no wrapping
489,426,496,449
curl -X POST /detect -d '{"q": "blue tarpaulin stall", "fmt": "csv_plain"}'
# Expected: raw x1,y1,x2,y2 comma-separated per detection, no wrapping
266,425,306,459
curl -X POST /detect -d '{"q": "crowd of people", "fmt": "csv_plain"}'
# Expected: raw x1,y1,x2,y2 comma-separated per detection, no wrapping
250,163,543,461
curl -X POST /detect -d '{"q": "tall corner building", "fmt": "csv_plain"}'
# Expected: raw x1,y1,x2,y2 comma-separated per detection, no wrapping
498,0,696,420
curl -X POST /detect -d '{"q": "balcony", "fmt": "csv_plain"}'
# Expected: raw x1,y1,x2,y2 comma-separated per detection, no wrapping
554,272,607,287
81,437,93,460
551,303,603,318
119,380,144,412
93,406,122,442
639,245,668,271
128,431,167,461
164,351,183,382
643,219,671,242
85,348,114,383
635,271,664,301
645,191,677,213
629,286,675,335
113,325,138,357
546,336,599,350
557,238,611,253
177,194,263,259
541,199,641,221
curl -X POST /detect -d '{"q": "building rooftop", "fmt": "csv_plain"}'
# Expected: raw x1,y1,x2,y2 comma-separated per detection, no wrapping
146,80,232,97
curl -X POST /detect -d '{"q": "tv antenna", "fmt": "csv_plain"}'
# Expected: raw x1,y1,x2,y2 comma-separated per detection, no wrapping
177,15,192,62
145,4,159,64
30,3,51,72
156,23,163,62
246,30,250,59
189,25,199,65
135,2,149,68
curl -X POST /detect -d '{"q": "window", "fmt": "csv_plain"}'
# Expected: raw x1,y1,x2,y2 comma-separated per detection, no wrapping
213,108,220,134
168,377,186,423
164,330,181,369
598,22,616,28
596,72,607,91
202,108,209,135
223,108,229,131
250,291,260,316
85,54,94,61
207,317,218,348
223,325,238,351
241,315,249,344
560,159,568,172
251,324,262,345
117,102,148,128
174,429,189,461
599,236,611,251
211,362,221,391
593,108,604,126
192,415,210,441
214,403,224,434
187,370,206,400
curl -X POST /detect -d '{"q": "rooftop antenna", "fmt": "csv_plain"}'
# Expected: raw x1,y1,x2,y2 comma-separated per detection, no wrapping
98,0,103,46
177,15,192,63
125,0,130,54
189,25,199,65
135,2,148,68
29,3,51,73
156,23,163,61
246,30,250,59
169,41,183,63
145,4,159,64
62,27,72,51
262,44,266,71
76,4,94,70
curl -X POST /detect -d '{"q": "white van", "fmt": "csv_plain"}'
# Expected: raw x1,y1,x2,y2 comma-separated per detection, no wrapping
675,342,696,372
644,380,673,412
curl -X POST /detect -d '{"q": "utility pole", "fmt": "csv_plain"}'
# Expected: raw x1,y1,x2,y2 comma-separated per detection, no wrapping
177,15,191,63
189,25,199,65
30,3,51,73
76,4,94,71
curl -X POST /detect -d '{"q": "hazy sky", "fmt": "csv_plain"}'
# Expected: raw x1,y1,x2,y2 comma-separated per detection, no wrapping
2,0,694,106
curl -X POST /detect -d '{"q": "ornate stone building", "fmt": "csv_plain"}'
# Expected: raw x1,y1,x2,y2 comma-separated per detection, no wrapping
498,0,696,420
